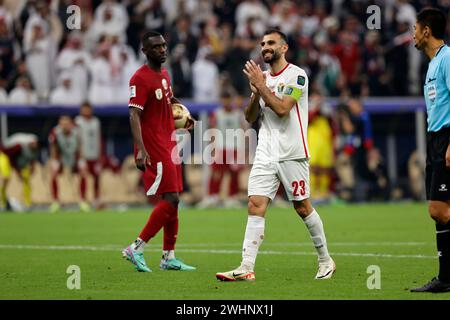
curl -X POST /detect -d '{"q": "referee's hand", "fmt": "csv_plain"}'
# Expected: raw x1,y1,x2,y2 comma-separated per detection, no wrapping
446,144,450,168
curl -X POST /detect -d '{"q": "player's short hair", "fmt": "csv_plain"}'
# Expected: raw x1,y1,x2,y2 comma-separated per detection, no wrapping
142,30,163,46
417,8,447,40
263,29,288,44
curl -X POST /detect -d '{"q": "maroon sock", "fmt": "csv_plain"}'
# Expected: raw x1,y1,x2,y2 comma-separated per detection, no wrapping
163,206,179,251
51,177,59,200
93,174,100,200
80,177,87,200
139,200,174,242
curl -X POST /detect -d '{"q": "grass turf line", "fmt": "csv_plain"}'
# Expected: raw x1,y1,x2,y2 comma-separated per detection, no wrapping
0,203,447,299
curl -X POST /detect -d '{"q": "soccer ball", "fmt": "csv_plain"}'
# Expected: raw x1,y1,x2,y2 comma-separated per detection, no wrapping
172,103,192,129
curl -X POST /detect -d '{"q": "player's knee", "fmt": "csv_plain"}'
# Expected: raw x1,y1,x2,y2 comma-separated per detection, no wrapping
248,197,266,215
163,193,179,208
428,202,450,224
293,200,311,218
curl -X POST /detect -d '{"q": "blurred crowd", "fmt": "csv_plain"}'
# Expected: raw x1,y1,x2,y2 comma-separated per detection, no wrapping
1,0,450,105
0,0,439,210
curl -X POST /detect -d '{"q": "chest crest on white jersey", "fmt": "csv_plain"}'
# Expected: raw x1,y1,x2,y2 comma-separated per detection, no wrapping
277,82,285,93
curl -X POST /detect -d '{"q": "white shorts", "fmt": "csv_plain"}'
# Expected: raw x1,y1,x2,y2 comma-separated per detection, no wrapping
248,158,310,201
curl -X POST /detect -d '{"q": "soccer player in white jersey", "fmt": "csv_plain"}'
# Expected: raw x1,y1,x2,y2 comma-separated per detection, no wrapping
216,29,336,281
75,102,103,209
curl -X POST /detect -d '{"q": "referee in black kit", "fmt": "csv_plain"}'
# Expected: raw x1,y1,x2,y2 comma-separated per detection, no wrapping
411,8,450,293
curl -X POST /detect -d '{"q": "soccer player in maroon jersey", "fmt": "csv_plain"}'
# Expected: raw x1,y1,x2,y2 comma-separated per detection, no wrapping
122,31,195,272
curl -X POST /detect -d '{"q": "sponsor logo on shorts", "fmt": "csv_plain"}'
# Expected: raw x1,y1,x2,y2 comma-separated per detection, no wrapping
439,184,448,192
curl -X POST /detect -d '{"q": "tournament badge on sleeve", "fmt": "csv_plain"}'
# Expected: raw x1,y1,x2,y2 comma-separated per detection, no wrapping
155,88,163,100
297,75,305,86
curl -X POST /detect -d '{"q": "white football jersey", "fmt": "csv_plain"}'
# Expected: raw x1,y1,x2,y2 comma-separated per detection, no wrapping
256,63,309,161
75,116,101,160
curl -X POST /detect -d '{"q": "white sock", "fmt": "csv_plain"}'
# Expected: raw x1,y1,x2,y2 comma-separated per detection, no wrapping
131,237,146,253
162,250,175,260
302,209,331,263
241,215,265,271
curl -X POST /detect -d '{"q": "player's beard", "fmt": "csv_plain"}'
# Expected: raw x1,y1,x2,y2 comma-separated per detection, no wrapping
262,49,281,63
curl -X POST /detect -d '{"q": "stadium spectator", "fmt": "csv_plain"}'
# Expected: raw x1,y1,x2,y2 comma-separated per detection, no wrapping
235,0,269,38
333,29,362,95
88,37,114,105
0,0,13,32
109,34,139,103
385,19,411,96
192,46,219,102
198,91,245,208
297,1,320,38
314,34,343,96
0,133,39,211
48,115,90,213
49,72,83,106
23,0,63,46
141,0,166,36
1,0,441,108
361,30,386,96
169,43,192,98
125,0,147,55
222,36,253,96
168,14,198,64
75,102,104,209
23,22,56,101
8,76,37,104
269,0,299,37
6,59,32,92
56,31,91,102
89,0,129,44
0,16,16,84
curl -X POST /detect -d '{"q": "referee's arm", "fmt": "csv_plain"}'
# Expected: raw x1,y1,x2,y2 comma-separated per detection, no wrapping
444,56,450,167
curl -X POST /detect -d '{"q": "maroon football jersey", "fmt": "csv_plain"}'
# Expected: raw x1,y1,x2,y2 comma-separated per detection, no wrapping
128,65,177,162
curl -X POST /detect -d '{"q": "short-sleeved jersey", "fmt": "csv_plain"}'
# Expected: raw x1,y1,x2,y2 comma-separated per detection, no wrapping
49,126,80,168
75,116,101,161
424,45,450,132
128,64,177,161
256,63,309,161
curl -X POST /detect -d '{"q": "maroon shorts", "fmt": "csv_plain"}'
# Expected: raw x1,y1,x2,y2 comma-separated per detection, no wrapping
142,159,183,196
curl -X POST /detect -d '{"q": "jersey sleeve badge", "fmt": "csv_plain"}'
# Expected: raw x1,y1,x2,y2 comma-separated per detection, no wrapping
130,85,136,98
155,88,163,100
297,75,305,86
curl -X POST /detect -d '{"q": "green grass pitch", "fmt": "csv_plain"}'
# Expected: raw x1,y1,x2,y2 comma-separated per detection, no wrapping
0,203,449,300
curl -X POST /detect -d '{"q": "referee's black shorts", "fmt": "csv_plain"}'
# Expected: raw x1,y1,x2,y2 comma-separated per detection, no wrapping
426,126,450,201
